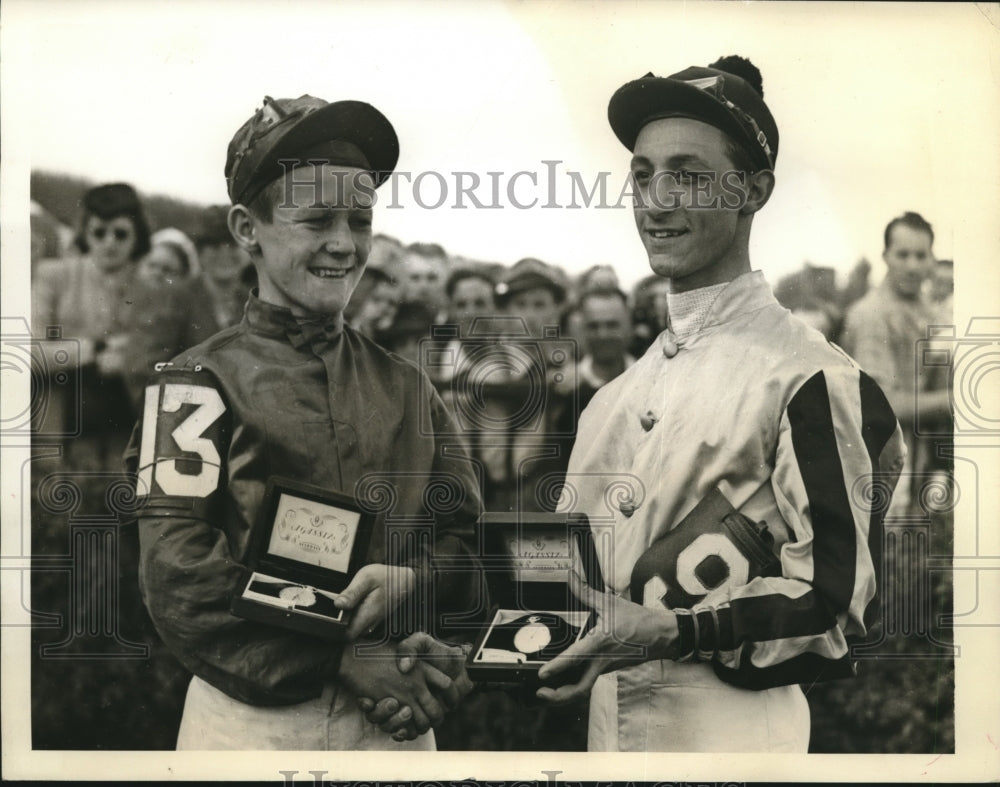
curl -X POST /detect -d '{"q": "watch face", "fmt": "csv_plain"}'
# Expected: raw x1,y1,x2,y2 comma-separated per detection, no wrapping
513,615,553,654
475,610,590,666
278,585,317,607
505,612,576,658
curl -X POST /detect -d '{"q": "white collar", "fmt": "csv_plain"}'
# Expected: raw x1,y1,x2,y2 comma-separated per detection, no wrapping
666,281,731,339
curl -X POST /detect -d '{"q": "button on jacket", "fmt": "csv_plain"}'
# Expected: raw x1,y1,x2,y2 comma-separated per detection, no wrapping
563,271,905,750
125,293,482,707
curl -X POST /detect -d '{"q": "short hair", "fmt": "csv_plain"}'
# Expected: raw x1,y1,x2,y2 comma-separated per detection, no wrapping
579,287,629,313
73,182,151,261
445,268,495,300
246,177,283,223
724,138,759,174
884,211,934,250
405,241,447,260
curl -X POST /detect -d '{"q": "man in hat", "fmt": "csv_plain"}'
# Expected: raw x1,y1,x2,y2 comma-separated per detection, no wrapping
497,257,567,340
126,96,480,749
535,57,906,752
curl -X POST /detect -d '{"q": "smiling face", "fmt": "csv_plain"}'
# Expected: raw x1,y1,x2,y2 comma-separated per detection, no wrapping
631,117,762,292
247,164,374,317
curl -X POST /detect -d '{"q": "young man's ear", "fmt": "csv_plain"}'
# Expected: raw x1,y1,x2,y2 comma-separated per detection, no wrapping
228,204,260,254
740,169,776,216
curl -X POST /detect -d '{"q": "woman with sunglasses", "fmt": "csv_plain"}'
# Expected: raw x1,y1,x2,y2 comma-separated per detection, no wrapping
33,182,188,470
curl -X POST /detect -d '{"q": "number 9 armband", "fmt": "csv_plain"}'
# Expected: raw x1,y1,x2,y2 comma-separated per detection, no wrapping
131,369,231,520
630,488,782,611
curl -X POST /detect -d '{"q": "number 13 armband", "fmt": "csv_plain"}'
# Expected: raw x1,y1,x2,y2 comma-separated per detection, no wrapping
134,369,230,518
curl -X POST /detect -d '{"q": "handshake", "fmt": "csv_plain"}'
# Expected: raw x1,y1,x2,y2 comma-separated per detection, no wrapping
333,564,474,743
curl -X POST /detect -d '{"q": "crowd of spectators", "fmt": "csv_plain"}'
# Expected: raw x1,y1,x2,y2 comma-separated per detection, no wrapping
26,182,957,754
30,183,954,515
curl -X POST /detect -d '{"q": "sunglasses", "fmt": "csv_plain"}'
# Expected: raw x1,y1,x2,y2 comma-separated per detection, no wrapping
89,226,133,242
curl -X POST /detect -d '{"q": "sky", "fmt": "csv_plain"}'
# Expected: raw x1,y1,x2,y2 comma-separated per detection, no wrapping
3,0,999,295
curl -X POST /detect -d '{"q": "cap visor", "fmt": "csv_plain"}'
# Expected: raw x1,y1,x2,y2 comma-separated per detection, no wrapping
249,100,399,199
608,78,751,158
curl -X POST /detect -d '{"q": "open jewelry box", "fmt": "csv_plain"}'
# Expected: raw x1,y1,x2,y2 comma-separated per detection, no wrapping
230,477,375,641
467,511,605,684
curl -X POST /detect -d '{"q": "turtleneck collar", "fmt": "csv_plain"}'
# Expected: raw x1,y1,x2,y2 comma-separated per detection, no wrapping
243,290,345,349
666,281,731,339
654,271,776,357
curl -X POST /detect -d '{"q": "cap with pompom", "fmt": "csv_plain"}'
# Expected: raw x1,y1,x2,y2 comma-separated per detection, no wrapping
608,55,778,171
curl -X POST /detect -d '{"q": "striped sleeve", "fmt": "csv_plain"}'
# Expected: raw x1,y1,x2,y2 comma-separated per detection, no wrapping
673,367,905,689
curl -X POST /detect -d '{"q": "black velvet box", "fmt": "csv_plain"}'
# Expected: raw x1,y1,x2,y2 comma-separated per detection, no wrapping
467,512,605,684
230,477,375,641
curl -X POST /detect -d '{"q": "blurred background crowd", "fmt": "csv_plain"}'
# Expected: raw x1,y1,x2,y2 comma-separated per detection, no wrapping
28,172,955,753
29,173,955,501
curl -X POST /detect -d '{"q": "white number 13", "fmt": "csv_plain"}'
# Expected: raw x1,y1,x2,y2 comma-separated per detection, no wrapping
137,384,226,497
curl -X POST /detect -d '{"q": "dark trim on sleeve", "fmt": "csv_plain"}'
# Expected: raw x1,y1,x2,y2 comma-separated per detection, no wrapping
859,371,898,630
674,610,697,661
726,589,838,647
786,371,857,611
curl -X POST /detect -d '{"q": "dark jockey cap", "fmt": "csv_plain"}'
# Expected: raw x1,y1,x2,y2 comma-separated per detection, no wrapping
608,64,778,172
225,95,399,205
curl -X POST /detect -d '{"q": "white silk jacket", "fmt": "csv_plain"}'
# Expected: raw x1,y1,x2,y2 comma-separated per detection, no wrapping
563,270,906,691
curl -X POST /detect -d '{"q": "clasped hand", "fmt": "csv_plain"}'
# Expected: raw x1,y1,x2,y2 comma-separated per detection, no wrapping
339,633,471,742
334,564,472,741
